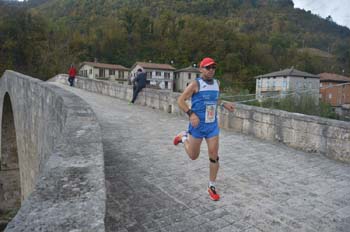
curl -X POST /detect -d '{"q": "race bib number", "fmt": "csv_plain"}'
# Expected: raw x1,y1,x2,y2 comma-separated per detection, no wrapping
205,104,216,123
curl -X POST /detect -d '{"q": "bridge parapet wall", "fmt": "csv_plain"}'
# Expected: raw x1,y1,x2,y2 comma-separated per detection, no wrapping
1,71,105,231
52,74,350,163
53,74,182,114
219,104,350,163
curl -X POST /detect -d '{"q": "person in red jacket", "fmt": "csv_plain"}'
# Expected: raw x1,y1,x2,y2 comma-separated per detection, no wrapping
68,64,77,87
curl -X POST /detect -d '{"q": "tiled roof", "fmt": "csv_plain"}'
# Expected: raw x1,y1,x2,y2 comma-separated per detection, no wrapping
132,62,176,71
80,62,129,71
319,73,350,83
175,66,200,73
255,68,319,79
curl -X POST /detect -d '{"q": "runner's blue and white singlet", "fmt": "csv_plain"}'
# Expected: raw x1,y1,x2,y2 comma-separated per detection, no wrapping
191,77,220,124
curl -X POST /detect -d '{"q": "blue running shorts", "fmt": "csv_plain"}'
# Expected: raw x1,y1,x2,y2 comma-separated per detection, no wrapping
188,122,220,139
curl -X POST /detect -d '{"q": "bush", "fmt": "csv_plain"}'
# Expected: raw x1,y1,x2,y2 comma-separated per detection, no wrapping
243,92,347,121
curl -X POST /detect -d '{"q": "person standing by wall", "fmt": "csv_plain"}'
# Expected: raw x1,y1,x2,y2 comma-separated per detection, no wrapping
130,68,147,104
173,57,235,201
68,64,77,87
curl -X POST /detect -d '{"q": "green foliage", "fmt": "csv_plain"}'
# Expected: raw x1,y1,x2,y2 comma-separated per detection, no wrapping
245,92,345,121
1,0,350,84
0,3,77,79
0,207,19,230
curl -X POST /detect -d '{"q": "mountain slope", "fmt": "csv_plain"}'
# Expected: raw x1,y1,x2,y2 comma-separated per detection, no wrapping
1,0,349,89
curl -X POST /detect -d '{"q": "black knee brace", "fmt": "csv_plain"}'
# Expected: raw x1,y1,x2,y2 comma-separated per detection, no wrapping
209,157,219,163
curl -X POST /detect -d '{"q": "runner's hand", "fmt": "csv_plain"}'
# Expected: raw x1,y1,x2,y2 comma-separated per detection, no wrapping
189,113,200,128
224,102,235,112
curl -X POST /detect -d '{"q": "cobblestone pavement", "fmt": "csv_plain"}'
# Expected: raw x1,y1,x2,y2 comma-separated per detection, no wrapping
60,85,350,232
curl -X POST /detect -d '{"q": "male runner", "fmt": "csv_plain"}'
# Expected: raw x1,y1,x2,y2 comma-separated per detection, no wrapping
173,57,235,201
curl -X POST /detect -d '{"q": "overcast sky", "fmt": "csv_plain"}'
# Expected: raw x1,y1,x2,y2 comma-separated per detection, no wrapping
293,0,350,29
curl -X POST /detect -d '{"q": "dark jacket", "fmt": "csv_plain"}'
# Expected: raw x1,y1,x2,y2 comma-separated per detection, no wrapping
134,72,147,88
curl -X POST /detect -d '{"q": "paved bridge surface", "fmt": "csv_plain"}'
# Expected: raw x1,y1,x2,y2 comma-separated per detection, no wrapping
57,83,350,232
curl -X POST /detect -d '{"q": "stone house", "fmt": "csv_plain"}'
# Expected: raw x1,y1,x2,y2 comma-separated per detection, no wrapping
79,61,129,83
130,62,176,90
319,73,350,107
255,68,320,99
173,66,201,92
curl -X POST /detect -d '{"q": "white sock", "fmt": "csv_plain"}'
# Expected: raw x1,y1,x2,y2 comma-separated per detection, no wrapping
181,135,188,143
209,181,216,188
181,131,188,143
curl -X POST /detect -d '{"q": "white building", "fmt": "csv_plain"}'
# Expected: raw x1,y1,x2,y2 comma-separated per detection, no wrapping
255,68,320,98
130,62,176,90
174,66,201,92
79,61,129,83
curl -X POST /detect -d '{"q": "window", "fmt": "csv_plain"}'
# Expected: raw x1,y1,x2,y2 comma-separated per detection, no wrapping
147,72,151,78
320,83,323,87
119,71,124,78
99,68,105,77
188,73,191,80
282,79,287,89
329,93,332,99
110,69,115,75
156,71,161,76
165,81,168,89
196,74,200,78
164,72,170,79
89,69,92,74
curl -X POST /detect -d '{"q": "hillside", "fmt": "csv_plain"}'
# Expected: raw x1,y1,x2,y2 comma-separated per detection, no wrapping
1,0,349,91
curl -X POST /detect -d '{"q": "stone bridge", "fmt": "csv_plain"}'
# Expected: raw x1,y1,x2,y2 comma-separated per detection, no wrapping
0,70,349,231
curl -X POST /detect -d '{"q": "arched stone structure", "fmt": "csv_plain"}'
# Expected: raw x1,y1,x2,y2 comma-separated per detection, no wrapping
0,93,20,230
0,70,106,231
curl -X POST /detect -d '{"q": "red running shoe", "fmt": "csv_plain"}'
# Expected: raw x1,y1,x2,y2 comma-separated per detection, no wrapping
173,131,187,145
208,186,220,201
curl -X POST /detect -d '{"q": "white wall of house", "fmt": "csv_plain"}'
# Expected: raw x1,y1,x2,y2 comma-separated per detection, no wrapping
130,65,174,90
288,76,319,91
79,64,95,79
174,71,200,92
79,64,129,81
115,70,129,80
256,76,319,94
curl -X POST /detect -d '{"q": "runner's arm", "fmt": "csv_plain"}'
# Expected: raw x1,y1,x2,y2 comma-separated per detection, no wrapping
220,101,235,112
217,80,235,112
177,81,200,127
177,81,197,113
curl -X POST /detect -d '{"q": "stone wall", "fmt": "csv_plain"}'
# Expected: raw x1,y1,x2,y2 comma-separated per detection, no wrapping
52,74,350,163
53,74,181,114
218,104,350,163
0,71,106,231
